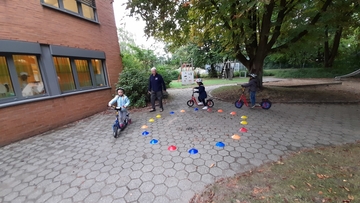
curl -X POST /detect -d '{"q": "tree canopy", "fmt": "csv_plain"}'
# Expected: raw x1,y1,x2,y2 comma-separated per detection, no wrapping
125,0,359,77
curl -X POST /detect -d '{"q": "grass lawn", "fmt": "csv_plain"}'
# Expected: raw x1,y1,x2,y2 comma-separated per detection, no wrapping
190,142,360,203
263,66,359,78
169,78,249,89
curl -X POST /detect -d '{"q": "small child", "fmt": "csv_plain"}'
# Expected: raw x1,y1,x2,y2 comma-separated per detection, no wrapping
193,78,208,110
241,73,259,108
108,87,130,127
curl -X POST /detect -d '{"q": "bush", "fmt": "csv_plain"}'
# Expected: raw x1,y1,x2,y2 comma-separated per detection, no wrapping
233,71,240,77
154,65,177,87
116,67,149,107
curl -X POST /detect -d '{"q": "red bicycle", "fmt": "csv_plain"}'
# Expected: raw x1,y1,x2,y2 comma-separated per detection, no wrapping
187,90,214,107
234,87,271,109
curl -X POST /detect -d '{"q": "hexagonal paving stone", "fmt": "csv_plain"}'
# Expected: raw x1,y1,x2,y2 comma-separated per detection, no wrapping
140,181,155,193
152,174,166,185
127,179,142,190
164,177,179,188
166,186,182,200
138,192,155,203
112,186,128,199
152,184,168,196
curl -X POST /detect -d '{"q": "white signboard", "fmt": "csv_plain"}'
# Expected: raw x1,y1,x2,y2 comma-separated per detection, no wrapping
181,71,194,85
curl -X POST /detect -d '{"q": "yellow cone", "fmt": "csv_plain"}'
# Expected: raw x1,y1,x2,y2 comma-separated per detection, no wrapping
141,125,148,129
232,134,241,140
149,118,155,122
240,121,248,125
156,114,161,118
241,116,247,119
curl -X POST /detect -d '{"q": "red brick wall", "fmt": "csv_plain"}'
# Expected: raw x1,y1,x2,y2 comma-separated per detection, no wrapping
0,0,122,146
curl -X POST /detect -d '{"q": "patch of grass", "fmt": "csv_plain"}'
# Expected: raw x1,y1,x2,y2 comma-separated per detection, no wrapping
264,66,359,78
210,85,359,103
190,142,360,203
169,78,248,89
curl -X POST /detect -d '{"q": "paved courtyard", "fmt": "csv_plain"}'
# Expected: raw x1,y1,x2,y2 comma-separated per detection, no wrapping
1,86,360,203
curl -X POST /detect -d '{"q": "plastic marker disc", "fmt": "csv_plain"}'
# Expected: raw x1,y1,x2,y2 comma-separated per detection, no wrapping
188,148,198,154
156,114,161,118
149,118,155,122
230,112,236,115
141,125,148,129
194,108,198,111
240,121,248,125
216,142,225,148
239,127,248,132
180,110,185,113
150,139,158,144
218,109,223,113
207,108,212,112
241,116,248,119
142,131,149,136
170,111,175,115
232,134,241,140
168,145,177,151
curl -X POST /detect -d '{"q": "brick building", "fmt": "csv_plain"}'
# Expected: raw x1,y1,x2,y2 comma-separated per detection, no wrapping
0,0,122,146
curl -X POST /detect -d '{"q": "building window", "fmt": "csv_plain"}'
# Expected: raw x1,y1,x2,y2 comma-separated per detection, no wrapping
53,57,76,92
13,55,46,97
91,59,106,87
41,0,97,21
0,56,15,99
74,59,92,87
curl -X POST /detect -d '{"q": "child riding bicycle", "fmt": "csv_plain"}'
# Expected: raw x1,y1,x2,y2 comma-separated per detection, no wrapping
241,73,259,108
108,87,130,128
193,78,208,110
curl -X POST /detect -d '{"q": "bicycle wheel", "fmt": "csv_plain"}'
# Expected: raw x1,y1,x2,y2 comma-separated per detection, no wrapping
113,125,120,138
261,100,272,110
187,100,194,107
206,100,214,107
234,100,244,108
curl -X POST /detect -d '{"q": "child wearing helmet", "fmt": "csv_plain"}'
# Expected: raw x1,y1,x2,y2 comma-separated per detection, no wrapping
241,73,259,108
194,78,208,110
108,87,130,127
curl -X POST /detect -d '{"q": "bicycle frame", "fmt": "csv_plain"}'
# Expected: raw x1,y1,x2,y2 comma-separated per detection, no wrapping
191,93,199,105
237,88,250,107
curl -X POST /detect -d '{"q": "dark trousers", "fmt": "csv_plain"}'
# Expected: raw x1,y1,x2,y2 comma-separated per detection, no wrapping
198,97,206,106
151,91,163,109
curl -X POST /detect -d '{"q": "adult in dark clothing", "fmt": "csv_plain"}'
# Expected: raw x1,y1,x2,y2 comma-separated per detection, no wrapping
148,67,166,112
241,73,259,108
193,78,208,110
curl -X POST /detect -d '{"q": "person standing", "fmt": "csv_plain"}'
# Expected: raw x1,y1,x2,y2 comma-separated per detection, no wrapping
148,67,166,112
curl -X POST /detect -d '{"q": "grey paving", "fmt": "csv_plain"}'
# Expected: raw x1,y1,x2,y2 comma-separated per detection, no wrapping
1,85,360,203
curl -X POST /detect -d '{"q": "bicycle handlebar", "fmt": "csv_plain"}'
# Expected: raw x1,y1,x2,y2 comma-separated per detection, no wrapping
110,106,123,111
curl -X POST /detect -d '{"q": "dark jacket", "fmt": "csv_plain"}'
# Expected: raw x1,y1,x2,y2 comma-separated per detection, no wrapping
194,85,207,99
242,78,258,92
148,73,166,92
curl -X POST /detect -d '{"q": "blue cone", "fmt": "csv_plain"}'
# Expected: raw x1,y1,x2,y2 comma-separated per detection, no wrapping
194,108,198,111
142,131,149,136
216,142,225,148
170,111,175,115
188,148,198,154
150,139,158,144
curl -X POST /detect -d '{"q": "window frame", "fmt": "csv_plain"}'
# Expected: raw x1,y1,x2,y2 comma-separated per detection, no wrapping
40,0,98,23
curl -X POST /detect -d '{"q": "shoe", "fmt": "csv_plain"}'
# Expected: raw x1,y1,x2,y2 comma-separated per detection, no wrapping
202,106,208,110
255,104,261,107
149,109,156,112
198,102,203,105
160,108,164,112
250,105,255,109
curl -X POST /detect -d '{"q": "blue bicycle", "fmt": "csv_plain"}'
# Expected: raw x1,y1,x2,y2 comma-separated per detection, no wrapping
111,106,131,138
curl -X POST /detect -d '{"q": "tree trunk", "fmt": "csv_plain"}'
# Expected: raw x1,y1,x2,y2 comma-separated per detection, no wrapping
324,26,343,68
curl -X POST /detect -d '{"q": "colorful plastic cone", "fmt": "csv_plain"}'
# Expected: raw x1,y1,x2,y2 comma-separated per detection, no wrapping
241,116,248,119
239,127,248,132
217,109,223,113
240,121,248,125
232,134,241,140
188,148,198,154
230,111,236,115
170,111,175,115
168,145,177,151
215,142,225,148
141,125,148,129
180,110,185,113
150,139,158,144
156,114,161,118
207,108,212,112
149,118,155,122
142,131,149,136
194,108,198,111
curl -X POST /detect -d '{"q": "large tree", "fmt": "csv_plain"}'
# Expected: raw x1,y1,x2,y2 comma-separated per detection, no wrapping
126,0,358,79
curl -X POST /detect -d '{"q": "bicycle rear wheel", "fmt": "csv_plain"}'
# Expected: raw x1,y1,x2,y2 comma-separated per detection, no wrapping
206,100,214,107
261,100,272,110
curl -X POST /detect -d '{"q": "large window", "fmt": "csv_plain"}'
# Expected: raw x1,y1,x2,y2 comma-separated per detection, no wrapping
54,57,107,93
54,57,76,92
0,57,15,99
41,0,97,21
